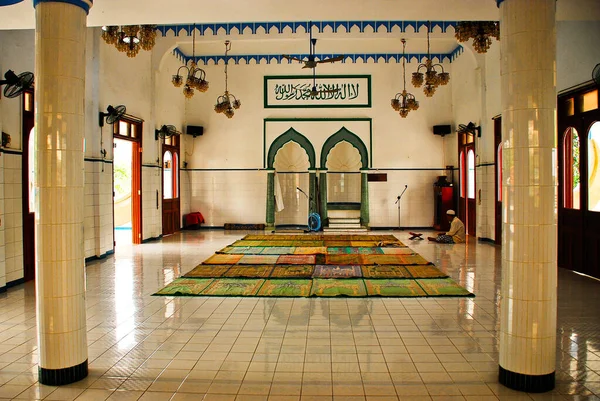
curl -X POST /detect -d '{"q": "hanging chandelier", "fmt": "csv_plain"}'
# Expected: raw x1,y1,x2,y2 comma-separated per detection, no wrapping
391,39,419,118
214,41,241,119
455,21,500,54
411,22,450,97
171,24,209,99
101,25,157,58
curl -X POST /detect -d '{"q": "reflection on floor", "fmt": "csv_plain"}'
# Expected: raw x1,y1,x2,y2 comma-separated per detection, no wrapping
1,230,599,400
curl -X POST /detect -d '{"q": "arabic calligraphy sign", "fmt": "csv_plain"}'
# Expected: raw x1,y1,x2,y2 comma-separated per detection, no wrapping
264,75,371,108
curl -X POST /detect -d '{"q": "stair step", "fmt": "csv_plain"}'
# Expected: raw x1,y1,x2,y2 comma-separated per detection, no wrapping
329,218,361,224
328,223,363,229
328,210,360,219
324,227,369,233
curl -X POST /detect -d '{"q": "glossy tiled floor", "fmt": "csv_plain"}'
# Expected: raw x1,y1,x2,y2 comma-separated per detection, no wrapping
0,230,599,401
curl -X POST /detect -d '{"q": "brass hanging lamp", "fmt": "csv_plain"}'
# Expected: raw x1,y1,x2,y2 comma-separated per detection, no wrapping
391,39,419,118
171,24,209,99
214,41,241,119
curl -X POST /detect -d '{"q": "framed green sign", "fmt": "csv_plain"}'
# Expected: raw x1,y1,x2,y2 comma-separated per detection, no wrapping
264,75,371,108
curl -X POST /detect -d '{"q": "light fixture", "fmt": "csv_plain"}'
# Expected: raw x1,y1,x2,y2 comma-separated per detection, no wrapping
412,22,450,97
101,25,156,58
455,21,499,54
171,24,209,99
391,39,419,118
214,41,241,119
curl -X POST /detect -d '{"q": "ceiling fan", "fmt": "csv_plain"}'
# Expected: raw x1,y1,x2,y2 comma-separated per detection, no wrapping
282,23,344,69
306,67,339,98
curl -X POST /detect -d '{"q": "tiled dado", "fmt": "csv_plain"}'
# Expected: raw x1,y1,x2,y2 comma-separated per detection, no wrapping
142,165,162,240
84,160,114,259
476,164,496,241
2,153,24,284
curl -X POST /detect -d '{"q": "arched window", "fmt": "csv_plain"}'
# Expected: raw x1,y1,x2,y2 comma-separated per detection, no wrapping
173,152,179,198
163,151,173,199
467,149,475,199
563,127,580,209
460,151,465,198
588,122,600,212
497,143,503,202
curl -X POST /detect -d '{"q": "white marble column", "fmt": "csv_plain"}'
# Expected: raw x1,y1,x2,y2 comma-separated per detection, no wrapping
33,0,92,385
498,0,557,392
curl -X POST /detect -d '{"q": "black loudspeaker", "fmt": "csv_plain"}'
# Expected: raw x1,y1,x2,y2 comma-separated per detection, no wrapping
187,125,204,138
433,125,452,137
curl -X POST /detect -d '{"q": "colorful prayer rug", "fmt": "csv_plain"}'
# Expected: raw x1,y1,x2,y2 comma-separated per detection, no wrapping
327,247,385,255
381,248,417,255
203,254,242,265
361,265,412,279
224,265,274,278
238,255,279,264
294,246,328,254
364,279,427,297
310,278,367,297
259,246,296,255
155,278,214,295
257,279,312,297
416,278,474,296
201,278,265,296
183,264,231,278
405,265,449,279
313,265,363,278
270,265,314,278
277,254,316,265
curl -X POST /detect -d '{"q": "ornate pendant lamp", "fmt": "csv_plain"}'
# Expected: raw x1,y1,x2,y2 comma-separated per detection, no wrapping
214,41,241,119
411,22,450,97
101,25,156,58
171,24,209,99
391,39,419,118
455,21,500,53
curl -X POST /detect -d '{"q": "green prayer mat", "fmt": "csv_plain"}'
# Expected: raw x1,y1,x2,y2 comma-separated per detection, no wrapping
416,278,474,296
155,278,214,295
313,265,362,278
270,265,314,278
257,279,312,297
310,278,367,297
364,279,427,297
224,265,274,278
361,265,412,278
201,278,265,296
183,264,231,278
405,265,449,279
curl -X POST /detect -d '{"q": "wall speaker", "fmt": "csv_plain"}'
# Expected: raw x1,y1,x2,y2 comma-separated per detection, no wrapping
186,125,203,138
433,125,452,137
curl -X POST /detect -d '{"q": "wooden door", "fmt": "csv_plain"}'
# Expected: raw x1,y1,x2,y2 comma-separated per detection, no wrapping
558,86,600,278
494,117,502,244
162,136,180,236
22,90,35,282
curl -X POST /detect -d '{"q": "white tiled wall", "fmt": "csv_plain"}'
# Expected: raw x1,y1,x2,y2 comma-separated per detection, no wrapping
3,153,23,284
0,153,6,289
180,169,192,225
142,165,162,240
189,170,267,227
476,164,496,240
274,172,309,226
84,160,114,258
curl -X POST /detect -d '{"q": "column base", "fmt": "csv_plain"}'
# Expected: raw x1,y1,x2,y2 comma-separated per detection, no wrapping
499,365,555,393
39,360,88,385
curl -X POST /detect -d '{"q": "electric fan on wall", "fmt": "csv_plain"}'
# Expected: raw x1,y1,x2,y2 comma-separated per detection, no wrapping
99,104,126,127
457,122,481,137
0,70,34,98
155,125,180,140
593,63,600,86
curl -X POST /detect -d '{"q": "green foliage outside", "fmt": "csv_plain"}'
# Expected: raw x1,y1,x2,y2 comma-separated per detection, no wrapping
573,133,580,188
114,163,131,199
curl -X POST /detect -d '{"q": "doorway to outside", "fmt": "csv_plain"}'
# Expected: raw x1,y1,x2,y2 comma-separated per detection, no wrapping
113,117,143,246
162,133,180,236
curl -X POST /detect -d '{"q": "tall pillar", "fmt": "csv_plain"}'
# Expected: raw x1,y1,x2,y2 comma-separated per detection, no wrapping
360,169,369,227
308,170,317,215
34,0,92,385
266,170,275,227
498,0,557,392
319,171,328,225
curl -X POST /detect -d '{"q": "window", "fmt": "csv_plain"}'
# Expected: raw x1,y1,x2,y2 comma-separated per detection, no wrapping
467,149,475,199
565,97,575,116
173,152,179,198
563,127,580,209
583,90,598,113
163,151,173,199
588,122,600,212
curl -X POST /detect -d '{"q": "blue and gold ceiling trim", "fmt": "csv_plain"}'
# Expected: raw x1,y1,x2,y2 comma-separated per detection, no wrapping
157,20,460,37
172,45,464,66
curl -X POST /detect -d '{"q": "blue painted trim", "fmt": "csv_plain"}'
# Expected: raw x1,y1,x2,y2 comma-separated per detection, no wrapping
0,0,24,6
156,20,460,37
33,0,92,14
178,52,455,66
85,249,114,263
496,0,504,6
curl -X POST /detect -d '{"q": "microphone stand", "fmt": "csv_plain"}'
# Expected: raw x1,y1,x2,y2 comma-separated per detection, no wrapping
395,185,408,230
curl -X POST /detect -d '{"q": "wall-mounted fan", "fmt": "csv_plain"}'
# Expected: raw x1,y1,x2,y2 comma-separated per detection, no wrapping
0,70,34,98
99,105,126,127
457,122,481,137
282,24,344,69
155,125,180,140
593,63,600,86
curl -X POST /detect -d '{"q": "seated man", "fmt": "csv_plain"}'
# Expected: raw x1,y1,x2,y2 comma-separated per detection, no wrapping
428,210,466,244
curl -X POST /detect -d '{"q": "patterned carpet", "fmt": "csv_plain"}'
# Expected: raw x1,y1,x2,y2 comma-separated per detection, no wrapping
154,234,474,298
